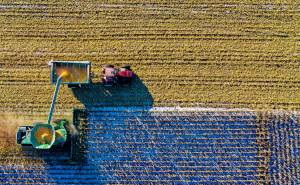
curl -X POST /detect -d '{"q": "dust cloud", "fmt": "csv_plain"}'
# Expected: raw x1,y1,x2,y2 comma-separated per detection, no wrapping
0,114,24,149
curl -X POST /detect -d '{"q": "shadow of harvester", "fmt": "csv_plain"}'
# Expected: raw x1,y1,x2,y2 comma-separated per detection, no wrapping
72,76,153,108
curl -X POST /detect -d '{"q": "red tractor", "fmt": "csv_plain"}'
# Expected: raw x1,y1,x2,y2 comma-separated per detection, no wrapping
102,65,135,87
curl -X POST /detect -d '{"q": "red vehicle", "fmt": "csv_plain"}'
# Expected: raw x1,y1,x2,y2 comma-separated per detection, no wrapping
102,65,135,86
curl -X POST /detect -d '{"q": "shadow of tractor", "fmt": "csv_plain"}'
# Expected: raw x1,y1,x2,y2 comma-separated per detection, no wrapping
71,76,153,108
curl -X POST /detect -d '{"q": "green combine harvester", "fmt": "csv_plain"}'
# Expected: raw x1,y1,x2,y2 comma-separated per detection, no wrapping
16,61,91,155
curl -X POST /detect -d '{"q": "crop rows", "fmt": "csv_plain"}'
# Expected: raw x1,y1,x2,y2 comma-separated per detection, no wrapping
0,1,299,113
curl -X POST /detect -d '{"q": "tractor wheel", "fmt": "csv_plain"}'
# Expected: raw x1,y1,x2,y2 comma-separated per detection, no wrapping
103,64,114,68
121,65,131,70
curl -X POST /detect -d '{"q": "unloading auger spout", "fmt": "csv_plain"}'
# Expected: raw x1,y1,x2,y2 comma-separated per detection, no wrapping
47,71,69,125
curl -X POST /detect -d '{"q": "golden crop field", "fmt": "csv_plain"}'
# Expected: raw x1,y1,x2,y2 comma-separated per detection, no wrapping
0,0,299,116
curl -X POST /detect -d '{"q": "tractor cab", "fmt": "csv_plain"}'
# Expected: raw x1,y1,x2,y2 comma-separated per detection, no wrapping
102,64,117,87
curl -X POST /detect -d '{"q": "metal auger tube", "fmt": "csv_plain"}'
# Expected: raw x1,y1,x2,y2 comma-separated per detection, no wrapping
47,74,64,125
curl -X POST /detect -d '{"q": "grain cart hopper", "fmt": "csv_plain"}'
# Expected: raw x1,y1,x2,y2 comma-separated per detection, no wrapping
16,61,91,154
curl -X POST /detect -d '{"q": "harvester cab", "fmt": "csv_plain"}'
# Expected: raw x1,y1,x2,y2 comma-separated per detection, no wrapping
16,61,91,159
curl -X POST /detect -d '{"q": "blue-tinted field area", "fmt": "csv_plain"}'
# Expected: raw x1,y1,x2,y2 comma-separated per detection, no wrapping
87,108,259,184
0,108,299,184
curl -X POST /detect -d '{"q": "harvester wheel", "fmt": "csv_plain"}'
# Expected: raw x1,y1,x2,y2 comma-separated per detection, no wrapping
53,119,69,125
68,84,81,88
